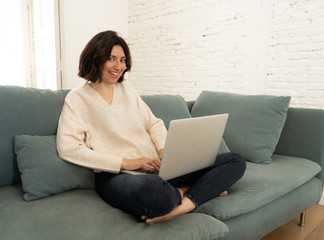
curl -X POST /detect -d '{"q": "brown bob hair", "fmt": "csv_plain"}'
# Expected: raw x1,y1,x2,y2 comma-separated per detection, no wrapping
78,30,132,83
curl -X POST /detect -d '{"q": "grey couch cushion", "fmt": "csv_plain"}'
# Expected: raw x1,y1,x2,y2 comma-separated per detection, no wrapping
275,107,324,183
222,177,322,240
142,94,230,154
0,185,228,240
0,86,69,187
194,155,321,220
191,91,291,163
15,135,94,201
141,94,191,129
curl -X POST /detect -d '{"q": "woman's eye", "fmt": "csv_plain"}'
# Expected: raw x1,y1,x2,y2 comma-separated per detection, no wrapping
121,59,126,63
108,57,115,61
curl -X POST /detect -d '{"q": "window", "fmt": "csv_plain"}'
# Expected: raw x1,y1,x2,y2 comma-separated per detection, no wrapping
0,0,58,90
0,0,26,87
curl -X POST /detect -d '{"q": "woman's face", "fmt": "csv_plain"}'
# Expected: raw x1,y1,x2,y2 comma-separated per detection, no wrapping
101,45,127,85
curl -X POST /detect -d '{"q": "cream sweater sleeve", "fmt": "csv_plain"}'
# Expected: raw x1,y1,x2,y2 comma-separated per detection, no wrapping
56,92,122,173
133,89,167,151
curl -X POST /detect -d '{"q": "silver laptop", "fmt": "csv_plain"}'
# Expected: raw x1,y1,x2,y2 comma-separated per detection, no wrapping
122,114,228,180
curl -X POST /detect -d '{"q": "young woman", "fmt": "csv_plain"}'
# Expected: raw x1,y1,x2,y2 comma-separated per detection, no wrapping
57,30,246,225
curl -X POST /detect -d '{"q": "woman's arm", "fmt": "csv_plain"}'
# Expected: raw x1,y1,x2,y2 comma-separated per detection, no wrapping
136,96,167,152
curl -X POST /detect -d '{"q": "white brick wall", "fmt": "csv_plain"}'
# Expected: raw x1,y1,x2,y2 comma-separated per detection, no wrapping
266,0,324,108
128,0,324,109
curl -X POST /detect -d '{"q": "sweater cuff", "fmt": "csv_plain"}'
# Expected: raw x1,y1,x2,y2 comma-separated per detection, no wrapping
92,155,123,174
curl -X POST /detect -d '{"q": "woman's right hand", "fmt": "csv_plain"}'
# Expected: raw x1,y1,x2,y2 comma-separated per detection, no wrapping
121,157,161,171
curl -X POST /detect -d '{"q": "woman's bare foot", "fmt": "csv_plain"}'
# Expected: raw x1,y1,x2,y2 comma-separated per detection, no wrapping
141,186,191,225
141,188,228,225
143,197,196,226
219,190,228,197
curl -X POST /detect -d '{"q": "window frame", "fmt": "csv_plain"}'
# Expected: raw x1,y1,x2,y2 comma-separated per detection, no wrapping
19,0,61,89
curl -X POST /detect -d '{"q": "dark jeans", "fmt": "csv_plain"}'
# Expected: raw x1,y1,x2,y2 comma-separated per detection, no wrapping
95,152,246,218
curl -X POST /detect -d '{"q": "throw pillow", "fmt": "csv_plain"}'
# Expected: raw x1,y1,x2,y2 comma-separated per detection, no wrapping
191,91,291,163
15,135,94,201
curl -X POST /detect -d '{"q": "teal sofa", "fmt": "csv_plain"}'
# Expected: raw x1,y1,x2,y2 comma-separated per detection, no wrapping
1,85,323,240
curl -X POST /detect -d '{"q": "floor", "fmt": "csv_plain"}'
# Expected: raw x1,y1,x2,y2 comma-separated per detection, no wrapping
261,204,324,240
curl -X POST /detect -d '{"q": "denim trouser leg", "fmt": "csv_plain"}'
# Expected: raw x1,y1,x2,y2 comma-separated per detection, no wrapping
169,152,246,206
95,173,182,218
95,152,246,218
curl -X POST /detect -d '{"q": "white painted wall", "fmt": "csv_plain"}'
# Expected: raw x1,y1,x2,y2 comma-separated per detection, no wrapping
128,0,324,109
57,0,128,89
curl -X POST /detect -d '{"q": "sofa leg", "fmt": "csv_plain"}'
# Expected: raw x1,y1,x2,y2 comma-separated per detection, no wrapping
298,211,306,227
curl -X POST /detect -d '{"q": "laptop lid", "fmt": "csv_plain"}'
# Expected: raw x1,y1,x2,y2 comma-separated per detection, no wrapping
159,113,228,180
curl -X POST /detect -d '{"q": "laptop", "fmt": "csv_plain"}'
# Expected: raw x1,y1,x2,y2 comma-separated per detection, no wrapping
121,113,229,180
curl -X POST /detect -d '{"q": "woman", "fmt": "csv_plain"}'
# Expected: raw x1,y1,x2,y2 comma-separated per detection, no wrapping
57,30,246,225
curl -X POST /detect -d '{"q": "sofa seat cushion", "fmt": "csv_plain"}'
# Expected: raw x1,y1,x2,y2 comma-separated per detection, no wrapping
0,185,228,240
194,155,321,220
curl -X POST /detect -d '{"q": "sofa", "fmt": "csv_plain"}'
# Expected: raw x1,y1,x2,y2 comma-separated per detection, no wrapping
0,85,323,240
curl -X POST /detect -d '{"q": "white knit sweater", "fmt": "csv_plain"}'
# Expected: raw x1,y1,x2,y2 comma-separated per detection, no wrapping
56,81,167,173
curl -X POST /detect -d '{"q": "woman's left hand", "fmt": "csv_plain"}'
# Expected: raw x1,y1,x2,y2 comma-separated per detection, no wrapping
121,157,161,171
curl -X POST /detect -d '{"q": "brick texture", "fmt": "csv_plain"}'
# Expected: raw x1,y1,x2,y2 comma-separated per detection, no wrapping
128,0,324,109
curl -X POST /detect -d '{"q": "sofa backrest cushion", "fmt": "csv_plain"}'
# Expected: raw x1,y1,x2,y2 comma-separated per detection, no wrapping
142,94,231,154
191,91,291,163
141,94,192,129
0,86,69,187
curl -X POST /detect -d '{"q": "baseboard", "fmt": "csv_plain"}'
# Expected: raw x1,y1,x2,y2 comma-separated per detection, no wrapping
319,189,324,206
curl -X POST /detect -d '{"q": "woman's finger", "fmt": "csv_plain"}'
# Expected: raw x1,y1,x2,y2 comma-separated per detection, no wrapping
143,158,160,170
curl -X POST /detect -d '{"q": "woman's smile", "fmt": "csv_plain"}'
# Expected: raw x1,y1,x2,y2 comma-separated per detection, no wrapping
101,45,127,84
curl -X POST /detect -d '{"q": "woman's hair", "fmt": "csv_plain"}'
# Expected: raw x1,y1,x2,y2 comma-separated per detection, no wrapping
78,30,132,83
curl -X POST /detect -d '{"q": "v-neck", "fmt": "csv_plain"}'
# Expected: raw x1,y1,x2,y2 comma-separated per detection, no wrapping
85,83,117,105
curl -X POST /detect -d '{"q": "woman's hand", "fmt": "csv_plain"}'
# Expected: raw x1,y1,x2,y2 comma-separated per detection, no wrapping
121,157,161,171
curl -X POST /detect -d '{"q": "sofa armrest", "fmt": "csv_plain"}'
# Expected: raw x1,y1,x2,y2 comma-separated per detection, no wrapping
275,107,324,182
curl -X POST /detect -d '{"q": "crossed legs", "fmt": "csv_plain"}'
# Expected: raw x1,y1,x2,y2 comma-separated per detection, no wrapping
95,153,246,225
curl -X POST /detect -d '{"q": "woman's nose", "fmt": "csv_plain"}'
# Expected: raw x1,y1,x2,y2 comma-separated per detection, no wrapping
113,60,122,70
